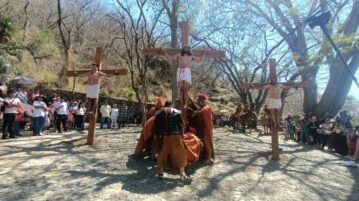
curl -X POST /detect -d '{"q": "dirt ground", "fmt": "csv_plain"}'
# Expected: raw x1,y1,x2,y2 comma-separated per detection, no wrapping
0,126,358,201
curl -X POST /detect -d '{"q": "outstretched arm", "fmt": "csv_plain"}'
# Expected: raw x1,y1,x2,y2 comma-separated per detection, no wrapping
162,47,179,60
193,50,208,62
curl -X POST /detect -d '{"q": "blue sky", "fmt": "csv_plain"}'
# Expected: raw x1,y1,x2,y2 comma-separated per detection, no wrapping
348,71,359,99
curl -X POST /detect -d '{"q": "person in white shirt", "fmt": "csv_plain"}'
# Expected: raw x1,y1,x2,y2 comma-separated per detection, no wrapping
73,101,86,131
53,97,68,133
100,102,111,129
33,95,47,136
2,88,21,139
110,104,119,128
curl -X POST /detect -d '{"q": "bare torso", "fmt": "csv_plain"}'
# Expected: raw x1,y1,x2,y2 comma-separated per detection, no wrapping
264,84,284,99
178,55,194,68
88,71,101,85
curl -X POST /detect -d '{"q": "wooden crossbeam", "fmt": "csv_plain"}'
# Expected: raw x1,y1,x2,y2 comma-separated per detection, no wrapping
144,48,225,58
66,69,128,77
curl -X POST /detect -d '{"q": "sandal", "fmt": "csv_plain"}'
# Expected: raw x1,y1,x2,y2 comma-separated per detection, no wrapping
180,175,192,183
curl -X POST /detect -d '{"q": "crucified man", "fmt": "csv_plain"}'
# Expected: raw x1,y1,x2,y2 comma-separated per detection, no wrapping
75,64,106,114
162,45,207,108
257,77,289,128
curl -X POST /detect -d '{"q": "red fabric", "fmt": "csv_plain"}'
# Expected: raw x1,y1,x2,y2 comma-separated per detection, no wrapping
16,113,23,122
156,97,163,105
146,106,161,121
196,93,208,100
17,105,24,114
184,132,202,164
134,116,155,159
199,105,215,160
134,116,203,165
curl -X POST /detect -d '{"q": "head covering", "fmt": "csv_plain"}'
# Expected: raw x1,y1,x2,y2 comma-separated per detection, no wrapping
196,93,208,100
156,97,163,105
189,127,196,134
164,100,172,107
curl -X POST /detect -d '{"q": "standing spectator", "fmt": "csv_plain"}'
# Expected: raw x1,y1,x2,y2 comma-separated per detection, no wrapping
118,102,128,128
51,96,59,131
33,95,47,136
0,86,7,121
308,116,320,146
110,104,119,128
67,100,76,130
100,101,111,129
284,113,295,140
73,101,86,131
2,89,21,139
16,87,28,103
31,89,40,101
300,116,311,143
13,104,25,137
53,97,68,133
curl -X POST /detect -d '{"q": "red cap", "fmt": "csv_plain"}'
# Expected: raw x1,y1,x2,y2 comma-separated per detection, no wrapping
196,93,208,100
189,127,196,134
156,97,163,105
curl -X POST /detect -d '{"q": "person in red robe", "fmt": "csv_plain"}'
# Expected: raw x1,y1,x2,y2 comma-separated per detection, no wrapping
194,93,215,163
146,97,163,120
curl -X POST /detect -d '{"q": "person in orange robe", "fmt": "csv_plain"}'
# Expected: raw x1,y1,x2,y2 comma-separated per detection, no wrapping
184,127,202,164
195,93,215,163
152,100,190,181
146,97,163,120
134,116,155,159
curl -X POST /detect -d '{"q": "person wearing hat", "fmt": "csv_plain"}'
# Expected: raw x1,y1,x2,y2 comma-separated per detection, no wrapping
162,45,208,108
194,93,215,163
152,100,190,182
32,95,47,136
146,97,163,121
2,88,21,139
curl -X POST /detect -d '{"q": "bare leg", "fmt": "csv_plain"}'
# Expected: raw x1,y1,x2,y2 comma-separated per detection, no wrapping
88,98,97,114
178,81,184,108
183,82,189,108
179,167,191,182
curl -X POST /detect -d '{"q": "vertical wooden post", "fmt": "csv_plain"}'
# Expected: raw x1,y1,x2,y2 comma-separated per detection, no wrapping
87,47,103,145
269,58,279,160
180,21,189,46
269,58,277,79
271,125,280,160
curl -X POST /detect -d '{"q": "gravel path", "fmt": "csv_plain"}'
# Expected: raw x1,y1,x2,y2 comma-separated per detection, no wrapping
0,127,358,201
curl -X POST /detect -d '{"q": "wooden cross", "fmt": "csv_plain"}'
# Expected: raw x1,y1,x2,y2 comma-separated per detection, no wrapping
241,59,306,160
66,47,127,145
144,21,225,123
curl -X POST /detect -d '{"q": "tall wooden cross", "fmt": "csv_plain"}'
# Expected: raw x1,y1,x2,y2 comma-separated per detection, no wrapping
66,47,127,145
241,59,306,160
144,21,225,123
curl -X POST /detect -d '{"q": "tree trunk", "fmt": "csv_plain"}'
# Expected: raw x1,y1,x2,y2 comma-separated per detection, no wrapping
163,0,179,101
315,0,359,117
316,51,359,117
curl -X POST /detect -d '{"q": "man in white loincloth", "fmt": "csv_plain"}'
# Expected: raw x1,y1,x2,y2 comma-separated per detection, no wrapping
261,77,288,128
76,64,106,114
162,45,207,108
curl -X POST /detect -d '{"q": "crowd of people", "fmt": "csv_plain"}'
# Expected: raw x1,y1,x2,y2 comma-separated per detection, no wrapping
282,111,359,161
0,86,139,140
